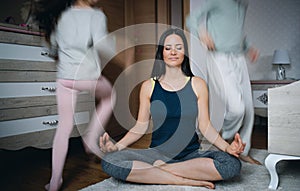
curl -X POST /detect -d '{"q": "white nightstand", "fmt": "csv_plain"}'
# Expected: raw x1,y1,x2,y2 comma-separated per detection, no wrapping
251,80,296,117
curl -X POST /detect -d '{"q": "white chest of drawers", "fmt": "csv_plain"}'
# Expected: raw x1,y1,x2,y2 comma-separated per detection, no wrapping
0,25,94,150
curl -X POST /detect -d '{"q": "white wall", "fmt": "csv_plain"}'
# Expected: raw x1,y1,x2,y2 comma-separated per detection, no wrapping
245,0,300,80
171,0,183,28
189,0,300,80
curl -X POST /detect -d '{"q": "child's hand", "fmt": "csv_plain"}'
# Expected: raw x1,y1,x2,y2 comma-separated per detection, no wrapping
199,29,215,51
247,47,259,63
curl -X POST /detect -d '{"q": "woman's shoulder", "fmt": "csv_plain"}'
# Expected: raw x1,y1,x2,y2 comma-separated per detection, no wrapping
191,76,208,96
140,79,156,98
191,76,206,86
141,79,155,90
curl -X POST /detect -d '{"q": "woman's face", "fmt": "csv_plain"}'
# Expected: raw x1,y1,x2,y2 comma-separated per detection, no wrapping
163,34,185,68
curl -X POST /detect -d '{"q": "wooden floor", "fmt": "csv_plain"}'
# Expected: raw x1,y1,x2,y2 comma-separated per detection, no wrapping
0,122,267,191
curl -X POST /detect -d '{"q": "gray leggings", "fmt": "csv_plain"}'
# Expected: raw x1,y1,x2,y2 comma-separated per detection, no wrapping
101,148,241,181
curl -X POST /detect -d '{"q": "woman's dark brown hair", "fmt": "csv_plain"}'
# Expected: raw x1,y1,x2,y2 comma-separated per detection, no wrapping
151,28,193,80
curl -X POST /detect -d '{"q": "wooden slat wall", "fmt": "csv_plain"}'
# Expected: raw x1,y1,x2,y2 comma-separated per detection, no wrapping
183,0,190,31
98,0,125,32
124,0,156,120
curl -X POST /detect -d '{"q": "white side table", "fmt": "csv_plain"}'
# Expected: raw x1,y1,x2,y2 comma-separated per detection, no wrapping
265,154,300,189
251,80,296,118
264,81,300,190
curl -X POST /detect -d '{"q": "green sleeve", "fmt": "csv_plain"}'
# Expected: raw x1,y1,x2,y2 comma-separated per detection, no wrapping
185,0,216,38
243,36,251,52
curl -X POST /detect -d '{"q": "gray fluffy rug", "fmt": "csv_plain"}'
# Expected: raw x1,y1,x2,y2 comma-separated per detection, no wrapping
80,149,300,191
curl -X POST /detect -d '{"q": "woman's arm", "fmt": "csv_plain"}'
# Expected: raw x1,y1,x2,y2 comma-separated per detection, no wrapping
100,79,153,152
192,77,245,157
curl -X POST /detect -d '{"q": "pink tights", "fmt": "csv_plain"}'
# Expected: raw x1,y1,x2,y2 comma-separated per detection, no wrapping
47,77,115,191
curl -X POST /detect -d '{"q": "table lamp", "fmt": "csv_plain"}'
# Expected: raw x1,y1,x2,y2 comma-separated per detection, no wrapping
272,49,290,80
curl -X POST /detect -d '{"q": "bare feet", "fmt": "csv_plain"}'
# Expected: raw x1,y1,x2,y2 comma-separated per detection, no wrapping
153,159,166,167
240,155,262,165
153,160,215,189
180,177,215,189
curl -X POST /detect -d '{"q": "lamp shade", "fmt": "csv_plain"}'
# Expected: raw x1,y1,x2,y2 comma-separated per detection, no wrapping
272,49,290,65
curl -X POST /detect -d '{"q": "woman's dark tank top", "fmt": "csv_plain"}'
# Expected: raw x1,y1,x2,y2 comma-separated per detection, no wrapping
150,77,200,160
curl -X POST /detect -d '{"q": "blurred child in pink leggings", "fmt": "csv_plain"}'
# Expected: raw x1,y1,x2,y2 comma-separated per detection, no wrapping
33,0,115,190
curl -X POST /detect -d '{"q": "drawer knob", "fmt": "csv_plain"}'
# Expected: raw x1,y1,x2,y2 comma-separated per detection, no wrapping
43,120,59,125
41,51,49,56
42,86,56,92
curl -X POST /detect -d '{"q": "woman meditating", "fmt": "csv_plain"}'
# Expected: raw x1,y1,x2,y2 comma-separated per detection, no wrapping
99,28,245,189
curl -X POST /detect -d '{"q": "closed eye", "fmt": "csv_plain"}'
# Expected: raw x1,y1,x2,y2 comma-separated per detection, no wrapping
164,44,183,51
176,45,182,50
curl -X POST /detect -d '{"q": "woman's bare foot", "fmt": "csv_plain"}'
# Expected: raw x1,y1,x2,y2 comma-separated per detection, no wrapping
178,175,215,189
153,160,166,167
153,159,181,177
153,160,215,189
154,160,179,175
240,155,262,165
185,179,215,189
199,181,215,189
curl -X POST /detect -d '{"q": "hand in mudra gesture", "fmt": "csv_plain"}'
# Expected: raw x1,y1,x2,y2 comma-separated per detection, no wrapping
226,133,246,158
99,132,118,153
